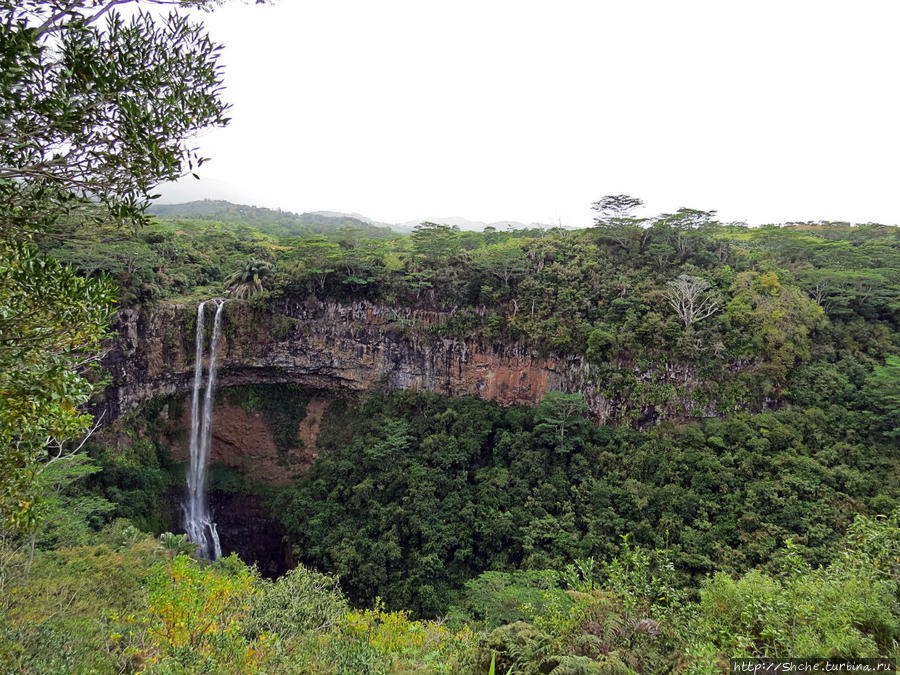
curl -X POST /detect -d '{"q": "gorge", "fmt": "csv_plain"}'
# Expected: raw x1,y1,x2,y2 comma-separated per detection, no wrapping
4,0,897,663
41,208,894,660
7,209,896,669
91,295,775,576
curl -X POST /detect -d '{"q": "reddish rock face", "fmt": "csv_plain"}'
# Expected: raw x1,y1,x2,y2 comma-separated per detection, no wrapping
98,300,607,424
97,299,730,434
297,398,328,459
165,398,330,486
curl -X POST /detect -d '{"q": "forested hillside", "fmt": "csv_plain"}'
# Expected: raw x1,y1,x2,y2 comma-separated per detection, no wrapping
16,198,898,671
2,0,898,671
147,200,397,239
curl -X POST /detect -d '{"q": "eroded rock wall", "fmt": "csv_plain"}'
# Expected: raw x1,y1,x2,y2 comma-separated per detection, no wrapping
98,300,605,423
162,398,328,486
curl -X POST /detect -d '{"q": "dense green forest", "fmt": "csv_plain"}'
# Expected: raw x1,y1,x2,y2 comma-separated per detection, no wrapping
281,389,897,617
2,0,899,672
13,200,898,670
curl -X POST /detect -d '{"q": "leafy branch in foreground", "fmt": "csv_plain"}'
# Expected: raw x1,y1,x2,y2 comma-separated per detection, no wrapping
0,0,233,234
0,240,115,534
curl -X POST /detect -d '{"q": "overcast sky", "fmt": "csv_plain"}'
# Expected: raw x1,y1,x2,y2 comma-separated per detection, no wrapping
158,0,900,227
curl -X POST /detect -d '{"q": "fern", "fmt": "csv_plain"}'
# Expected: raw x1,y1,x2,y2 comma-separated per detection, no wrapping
549,654,633,674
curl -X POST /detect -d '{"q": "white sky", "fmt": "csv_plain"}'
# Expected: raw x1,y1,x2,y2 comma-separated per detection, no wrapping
158,0,900,227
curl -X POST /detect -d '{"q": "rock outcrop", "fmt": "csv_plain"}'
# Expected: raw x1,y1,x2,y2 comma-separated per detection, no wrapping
98,298,735,432
98,300,606,423
162,399,326,485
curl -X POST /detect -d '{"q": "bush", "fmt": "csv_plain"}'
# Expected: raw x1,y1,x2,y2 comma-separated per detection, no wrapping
244,564,348,640
689,513,900,659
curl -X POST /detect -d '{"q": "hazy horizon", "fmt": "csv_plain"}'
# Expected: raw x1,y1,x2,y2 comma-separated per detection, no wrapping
158,1,900,228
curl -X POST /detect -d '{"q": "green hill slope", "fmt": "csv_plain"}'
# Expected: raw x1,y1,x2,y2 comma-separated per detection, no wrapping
148,199,397,238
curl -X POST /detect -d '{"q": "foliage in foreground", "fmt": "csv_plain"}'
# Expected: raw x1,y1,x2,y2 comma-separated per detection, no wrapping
0,241,115,534
0,512,897,673
0,525,478,674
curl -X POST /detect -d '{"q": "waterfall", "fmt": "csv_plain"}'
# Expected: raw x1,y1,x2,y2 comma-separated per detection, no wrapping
183,298,225,559
186,300,206,525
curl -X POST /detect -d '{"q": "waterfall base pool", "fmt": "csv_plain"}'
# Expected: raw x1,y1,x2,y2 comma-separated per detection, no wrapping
167,486,293,578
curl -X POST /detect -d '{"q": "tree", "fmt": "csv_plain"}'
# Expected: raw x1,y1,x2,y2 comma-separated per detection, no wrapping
645,221,677,271
591,194,645,249
534,391,591,453
798,268,894,319
282,237,341,296
863,355,900,440
145,554,260,670
657,208,717,258
664,274,721,328
471,242,528,288
591,194,644,223
0,241,115,533
586,327,615,363
0,0,236,234
338,240,382,294
0,0,247,534
410,222,462,266
725,271,825,384
225,258,274,299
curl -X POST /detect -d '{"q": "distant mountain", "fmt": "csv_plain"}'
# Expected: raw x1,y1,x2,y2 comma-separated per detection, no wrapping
147,200,397,238
396,216,551,232
148,200,563,237
308,211,547,233
309,211,394,229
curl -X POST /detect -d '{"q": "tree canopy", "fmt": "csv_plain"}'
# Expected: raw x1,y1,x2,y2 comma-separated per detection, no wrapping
0,0,239,533
0,0,233,232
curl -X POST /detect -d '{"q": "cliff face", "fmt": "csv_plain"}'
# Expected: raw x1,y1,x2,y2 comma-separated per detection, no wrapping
99,300,607,422
98,298,726,431
161,399,327,485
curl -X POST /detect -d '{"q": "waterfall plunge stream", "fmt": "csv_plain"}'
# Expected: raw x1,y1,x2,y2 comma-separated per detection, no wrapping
183,299,225,559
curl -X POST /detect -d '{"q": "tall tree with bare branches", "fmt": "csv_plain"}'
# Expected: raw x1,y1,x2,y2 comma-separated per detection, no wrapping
664,274,721,328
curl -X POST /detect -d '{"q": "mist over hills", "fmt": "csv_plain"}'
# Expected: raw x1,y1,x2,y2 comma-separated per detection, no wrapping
149,200,559,234
309,210,394,228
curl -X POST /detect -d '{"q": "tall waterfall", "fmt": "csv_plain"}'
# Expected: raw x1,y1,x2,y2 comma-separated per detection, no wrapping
183,299,225,559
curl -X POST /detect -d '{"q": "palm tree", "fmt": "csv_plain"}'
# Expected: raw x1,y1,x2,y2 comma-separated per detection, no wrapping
224,258,273,299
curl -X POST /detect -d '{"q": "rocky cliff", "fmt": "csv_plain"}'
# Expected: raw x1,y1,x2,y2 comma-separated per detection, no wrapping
158,397,327,485
98,298,726,431
98,299,604,419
